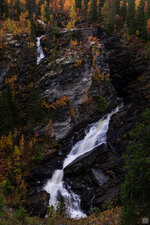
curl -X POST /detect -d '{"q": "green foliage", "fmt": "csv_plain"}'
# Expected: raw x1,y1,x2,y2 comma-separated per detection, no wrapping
90,0,97,22
145,41,150,59
135,0,147,40
56,196,67,216
93,96,108,112
13,206,27,224
121,109,150,225
93,207,101,216
0,87,19,137
33,144,43,164
101,0,110,27
27,88,46,126
3,178,13,194
0,194,4,214
126,0,136,34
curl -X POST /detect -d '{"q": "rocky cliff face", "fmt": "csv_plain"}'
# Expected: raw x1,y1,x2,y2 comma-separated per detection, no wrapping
63,27,150,215
37,28,119,141
2,25,150,217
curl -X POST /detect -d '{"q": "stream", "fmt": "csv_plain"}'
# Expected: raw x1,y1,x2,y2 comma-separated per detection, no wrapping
43,105,122,219
37,35,45,65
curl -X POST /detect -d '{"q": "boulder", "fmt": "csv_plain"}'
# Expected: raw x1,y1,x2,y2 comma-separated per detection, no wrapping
25,190,50,217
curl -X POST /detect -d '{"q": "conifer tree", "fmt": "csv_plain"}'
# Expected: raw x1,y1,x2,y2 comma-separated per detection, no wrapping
146,0,150,19
82,0,89,15
15,0,21,18
114,0,120,15
126,0,136,34
0,0,8,18
90,0,97,22
135,0,146,39
75,0,82,10
98,0,105,19
101,0,110,27
120,0,127,20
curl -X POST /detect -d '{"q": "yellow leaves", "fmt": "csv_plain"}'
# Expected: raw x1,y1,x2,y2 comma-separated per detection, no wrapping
29,140,33,149
5,75,17,86
146,19,150,34
5,11,31,36
0,132,13,151
6,18,13,33
70,39,78,47
14,145,20,161
70,107,76,119
81,88,92,104
8,132,13,149
93,69,109,83
69,3,77,20
44,120,54,138
40,1,47,23
74,59,82,67
43,96,68,111
19,134,25,154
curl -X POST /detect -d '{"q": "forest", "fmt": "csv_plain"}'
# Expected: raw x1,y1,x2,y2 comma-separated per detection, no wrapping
0,0,150,225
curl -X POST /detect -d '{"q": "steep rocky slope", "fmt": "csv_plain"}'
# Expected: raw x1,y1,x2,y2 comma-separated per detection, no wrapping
1,25,150,217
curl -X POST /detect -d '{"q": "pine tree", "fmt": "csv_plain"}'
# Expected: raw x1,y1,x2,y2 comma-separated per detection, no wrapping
0,0,8,18
121,110,150,225
120,0,127,20
146,0,150,19
98,0,105,19
114,0,120,15
101,0,110,26
75,0,82,10
126,0,136,34
82,0,89,15
135,0,146,39
15,0,21,18
90,0,97,22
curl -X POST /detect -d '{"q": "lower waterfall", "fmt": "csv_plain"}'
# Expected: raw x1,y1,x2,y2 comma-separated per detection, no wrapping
44,105,122,218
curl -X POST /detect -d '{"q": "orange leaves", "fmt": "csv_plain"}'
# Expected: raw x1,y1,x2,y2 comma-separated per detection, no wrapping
42,96,68,111
88,36,99,45
0,132,13,151
5,75,17,96
146,19,150,34
70,39,78,47
19,134,25,154
70,107,76,119
44,120,54,138
4,11,31,36
74,59,82,67
81,88,92,104
93,69,109,82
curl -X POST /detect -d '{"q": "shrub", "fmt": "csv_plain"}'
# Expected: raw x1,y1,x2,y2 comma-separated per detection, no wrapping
93,96,109,112
13,206,27,224
145,41,150,59
33,144,43,164
27,88,46,126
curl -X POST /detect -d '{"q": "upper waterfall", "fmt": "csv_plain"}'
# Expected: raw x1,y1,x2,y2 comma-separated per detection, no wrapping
37,35,45,65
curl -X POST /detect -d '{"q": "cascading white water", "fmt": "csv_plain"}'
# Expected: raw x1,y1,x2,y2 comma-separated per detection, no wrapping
37,35,45,65
44,105,122,219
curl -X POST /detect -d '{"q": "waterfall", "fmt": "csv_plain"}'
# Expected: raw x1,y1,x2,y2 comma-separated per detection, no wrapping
37,35,45,65
44,105,122,219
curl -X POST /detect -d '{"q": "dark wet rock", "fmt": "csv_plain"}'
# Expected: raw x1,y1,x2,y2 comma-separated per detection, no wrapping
64,144,124,213
25,190,50,217
91,169,108,186
24,26,150,216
